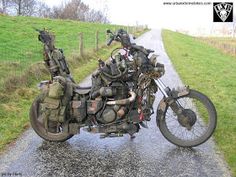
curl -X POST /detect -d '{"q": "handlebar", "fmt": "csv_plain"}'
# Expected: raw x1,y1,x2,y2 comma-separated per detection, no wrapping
106,29,116,46
35,28,53,44
147,49,155,54
107,36,114,46
107,29,155,56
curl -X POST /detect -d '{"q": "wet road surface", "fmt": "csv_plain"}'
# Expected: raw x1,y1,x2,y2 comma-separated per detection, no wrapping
0,29,231,177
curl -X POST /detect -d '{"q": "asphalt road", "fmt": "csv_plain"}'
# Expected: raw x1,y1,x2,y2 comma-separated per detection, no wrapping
0,30,231,177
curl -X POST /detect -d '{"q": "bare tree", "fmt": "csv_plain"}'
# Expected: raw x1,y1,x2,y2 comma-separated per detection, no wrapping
62,0,89,20
219,24,231,37
50,0,109,23
37,1,51,18
0,0,10,14
50,6,62,19
232,15,236,38
10,0,37,16
3,0,109,23
85,9,109,23
50,0,89,20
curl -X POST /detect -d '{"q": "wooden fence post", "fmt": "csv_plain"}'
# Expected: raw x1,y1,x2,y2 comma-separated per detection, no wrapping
227,44,230,53
126,26,129,33
226,44,230,53
79,32,83,57
95,31,99,51
105,31,108,45
230,46,234,55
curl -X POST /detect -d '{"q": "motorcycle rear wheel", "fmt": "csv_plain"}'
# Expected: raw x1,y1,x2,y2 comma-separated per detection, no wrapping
30,93,73,142
158,89,217,147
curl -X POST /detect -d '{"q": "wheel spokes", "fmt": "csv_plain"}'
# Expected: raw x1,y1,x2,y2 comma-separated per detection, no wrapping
165,97,210,141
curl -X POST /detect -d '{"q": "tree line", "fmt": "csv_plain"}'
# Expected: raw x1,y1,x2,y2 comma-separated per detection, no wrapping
0,0,109,23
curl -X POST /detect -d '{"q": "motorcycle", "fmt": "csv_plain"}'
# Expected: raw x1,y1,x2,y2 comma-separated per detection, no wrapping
30,29,217,147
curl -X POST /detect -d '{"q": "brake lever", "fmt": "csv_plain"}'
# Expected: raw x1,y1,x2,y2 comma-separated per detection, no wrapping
147,49,155,54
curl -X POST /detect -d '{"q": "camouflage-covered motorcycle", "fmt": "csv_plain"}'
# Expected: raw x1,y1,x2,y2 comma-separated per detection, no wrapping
30,29,217,147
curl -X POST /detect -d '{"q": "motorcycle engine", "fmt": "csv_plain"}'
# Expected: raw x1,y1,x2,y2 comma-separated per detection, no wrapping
96,82,129,124
97,105,117,124
91,55,131,124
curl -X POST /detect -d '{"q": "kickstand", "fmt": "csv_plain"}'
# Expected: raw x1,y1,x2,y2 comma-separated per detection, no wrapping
130,134,136,139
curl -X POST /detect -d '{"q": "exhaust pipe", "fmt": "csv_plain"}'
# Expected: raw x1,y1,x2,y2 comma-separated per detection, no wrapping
106,91,136,105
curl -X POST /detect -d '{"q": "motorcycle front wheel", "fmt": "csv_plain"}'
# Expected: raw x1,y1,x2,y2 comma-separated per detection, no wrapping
157,89,217,147
30,93,73,142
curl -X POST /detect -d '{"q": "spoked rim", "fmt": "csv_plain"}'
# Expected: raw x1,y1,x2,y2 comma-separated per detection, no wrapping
158,89,217,147
165,97,209,142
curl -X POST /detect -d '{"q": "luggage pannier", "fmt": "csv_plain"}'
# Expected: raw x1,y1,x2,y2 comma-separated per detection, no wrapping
40,97,66,123
39,79,67,127
48,81,64,99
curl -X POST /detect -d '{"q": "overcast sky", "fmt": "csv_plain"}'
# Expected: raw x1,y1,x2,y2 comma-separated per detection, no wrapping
41,0,235,35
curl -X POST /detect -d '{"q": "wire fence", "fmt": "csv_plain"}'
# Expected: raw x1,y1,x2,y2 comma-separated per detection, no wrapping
0,25,147,91
199,37,236,57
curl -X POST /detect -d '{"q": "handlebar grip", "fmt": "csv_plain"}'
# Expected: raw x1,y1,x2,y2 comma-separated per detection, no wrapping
147,49,155,53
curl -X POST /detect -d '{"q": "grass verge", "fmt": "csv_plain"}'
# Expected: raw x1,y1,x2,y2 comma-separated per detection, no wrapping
162,29,236,176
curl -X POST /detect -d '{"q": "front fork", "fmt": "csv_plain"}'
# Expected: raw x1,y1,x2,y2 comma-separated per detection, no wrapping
155,79,170,98
155,79,190,121
156,79,182,112
156,79,189,101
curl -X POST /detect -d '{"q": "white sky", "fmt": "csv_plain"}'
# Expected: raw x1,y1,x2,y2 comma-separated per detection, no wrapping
41,0,236,35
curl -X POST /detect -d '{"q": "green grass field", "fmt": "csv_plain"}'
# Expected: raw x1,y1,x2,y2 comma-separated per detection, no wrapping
162,30,236,176
0,15,125,88
0,15,120,62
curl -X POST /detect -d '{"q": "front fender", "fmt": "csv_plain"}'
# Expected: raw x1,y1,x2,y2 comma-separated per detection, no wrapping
156,86,190,126
169,86,190,99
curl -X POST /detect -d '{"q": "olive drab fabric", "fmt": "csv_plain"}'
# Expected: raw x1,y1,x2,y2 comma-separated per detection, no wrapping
48,81,64,99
